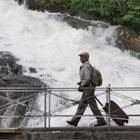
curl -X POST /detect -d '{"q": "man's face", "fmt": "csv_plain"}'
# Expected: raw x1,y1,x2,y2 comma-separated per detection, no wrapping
80,56,88,63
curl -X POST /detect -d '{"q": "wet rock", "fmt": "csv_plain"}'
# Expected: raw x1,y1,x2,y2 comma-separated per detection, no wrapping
0,51,22,75
62,15,109,30
29,67,37,73
0,51,44,128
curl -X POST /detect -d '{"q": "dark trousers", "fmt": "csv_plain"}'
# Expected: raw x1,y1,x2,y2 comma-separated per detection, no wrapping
70,89,106,125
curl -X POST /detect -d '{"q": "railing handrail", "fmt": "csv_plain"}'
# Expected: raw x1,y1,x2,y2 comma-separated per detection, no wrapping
0,86,140,91
0,86,140,128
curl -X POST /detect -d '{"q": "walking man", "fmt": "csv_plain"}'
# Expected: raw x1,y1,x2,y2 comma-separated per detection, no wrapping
67,52,106,127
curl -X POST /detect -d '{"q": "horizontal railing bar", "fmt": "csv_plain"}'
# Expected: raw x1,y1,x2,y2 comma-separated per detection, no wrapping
0,90,43,92
0,114,110,118
48,114,140,117
39,114,140,117
0,115,44,118
0,114,140,119
46,87,140,89
0,87,139,91
1,89,140,92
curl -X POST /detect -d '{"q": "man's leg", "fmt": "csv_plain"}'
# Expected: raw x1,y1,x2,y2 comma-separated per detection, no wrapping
67,93,88,126
86,90,106,125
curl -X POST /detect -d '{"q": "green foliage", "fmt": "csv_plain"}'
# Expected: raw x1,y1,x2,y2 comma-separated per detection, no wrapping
122,15,134,23
127,0,140,6
121,1,140,32
59,0,71,9
99,2,112,16
99,0,120,17
68,0,100,14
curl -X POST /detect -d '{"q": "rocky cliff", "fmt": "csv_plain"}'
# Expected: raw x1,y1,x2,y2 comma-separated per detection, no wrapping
0,51,44,127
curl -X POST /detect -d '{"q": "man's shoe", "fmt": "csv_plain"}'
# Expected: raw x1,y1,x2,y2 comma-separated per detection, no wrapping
94,122,107,126
66,121,77,127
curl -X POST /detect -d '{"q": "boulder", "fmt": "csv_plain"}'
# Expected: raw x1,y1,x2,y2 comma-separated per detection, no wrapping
29,67,37,73
115,27,140,59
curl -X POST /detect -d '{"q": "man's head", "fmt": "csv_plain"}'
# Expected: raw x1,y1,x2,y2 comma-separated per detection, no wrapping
79,52,89,64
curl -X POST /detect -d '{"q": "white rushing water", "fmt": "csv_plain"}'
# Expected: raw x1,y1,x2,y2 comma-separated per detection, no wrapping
0,1,140,127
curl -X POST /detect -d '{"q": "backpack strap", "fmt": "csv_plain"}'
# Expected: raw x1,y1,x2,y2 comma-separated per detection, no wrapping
89,64,97,87
89,64,94,70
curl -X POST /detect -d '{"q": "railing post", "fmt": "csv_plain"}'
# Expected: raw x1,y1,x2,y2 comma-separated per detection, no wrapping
48,90,51,128
44,87,47,128
106,84,111,127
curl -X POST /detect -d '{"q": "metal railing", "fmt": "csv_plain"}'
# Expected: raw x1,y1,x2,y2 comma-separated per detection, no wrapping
0,85,140,128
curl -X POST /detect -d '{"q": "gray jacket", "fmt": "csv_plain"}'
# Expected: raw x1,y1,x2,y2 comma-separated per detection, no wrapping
79,61,94,87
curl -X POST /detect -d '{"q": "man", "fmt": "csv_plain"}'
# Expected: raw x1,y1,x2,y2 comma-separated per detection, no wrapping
67,52,106,127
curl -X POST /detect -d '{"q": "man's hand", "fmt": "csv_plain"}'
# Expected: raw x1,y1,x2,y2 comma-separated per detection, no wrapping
78,86,83,92
77,82,81,86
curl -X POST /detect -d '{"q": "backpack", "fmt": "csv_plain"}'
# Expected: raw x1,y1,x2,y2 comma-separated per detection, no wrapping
91,66,103,87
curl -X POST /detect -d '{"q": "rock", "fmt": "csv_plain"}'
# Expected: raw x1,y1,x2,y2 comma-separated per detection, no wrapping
2,75,43,87
0,51,44,128
62,15,109,30
29,67,37,73
25,0,46,11
0,51,22,75
25,0,63,12
115,27,140,59
15,0,24,5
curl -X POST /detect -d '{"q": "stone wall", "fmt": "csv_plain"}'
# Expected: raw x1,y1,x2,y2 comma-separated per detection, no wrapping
0,126,140,140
